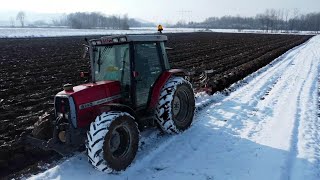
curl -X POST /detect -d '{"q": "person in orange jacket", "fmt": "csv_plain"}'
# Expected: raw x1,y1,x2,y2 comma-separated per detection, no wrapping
158,24,163,33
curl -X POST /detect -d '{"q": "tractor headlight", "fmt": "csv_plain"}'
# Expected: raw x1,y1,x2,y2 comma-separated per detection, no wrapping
112,38,119,43
56,112,69,119
57,112,64,118
119,37,127,42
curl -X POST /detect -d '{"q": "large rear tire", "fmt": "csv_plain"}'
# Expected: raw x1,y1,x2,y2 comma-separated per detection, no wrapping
155,77,195,133
86,111,139,172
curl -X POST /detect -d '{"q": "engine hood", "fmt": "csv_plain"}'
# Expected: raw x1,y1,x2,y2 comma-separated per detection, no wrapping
56,81,120,97
55,81,122,128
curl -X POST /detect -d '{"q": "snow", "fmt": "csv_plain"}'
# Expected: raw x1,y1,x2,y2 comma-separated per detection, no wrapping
208,28,317,35
0,27,316,38
27,35,320,180
0,27,205,38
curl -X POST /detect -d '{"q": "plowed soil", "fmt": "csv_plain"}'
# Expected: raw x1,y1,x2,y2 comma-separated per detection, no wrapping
0,32,313,178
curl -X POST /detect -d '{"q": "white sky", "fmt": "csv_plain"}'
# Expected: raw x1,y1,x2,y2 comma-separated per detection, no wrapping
0,0,319,23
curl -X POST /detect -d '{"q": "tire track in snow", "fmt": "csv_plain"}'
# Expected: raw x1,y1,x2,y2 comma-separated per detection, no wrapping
215,42,311,138
316,69,320,177
280,51,315,180
194,39,311,114
229,41,310,100
219,41,311,135
245,49,312,138
288,47,320,180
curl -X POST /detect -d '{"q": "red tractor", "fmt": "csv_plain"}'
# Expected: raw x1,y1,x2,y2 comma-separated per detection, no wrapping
25,35,195,172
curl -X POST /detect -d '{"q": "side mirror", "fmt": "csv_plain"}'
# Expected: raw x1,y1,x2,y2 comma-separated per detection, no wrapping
83,44,89,59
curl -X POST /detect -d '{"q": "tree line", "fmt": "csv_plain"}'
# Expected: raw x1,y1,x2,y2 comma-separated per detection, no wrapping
11,11,154,29
52,12,131,29
173,9,320,33
52,12,154,29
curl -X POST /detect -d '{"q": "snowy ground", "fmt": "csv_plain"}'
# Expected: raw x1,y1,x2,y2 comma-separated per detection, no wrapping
0,27,204,38
0,27,316,38
208,28,317,35
27,35,320,180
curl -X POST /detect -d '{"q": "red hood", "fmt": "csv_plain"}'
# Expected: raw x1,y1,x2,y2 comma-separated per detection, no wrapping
55,80,122,128
56,81,119,96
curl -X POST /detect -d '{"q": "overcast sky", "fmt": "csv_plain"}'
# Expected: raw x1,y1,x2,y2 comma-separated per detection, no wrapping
0,0,319,23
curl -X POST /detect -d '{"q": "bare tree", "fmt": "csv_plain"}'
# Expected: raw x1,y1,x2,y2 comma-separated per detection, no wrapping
268,9,277,32
16,11,26,27
284,9,290,32
121,14,129,30
290,8,300,32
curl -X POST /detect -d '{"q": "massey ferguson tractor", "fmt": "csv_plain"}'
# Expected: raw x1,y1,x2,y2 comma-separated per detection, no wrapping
23,34,196,172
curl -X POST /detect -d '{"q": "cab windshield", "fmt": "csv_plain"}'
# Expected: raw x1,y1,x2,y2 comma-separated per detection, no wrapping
93,44,130,84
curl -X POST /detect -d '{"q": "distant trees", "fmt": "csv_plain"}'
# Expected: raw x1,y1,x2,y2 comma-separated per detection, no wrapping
172,9,320,33
199,16,258,30
256,9,280,32
127,18,154,27
16,11,26,27
33,20,49,27
53,12,133,29
291,12,320,32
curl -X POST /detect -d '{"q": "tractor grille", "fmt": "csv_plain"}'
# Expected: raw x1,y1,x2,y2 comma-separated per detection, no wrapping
54,96,77,128
54,96,71,123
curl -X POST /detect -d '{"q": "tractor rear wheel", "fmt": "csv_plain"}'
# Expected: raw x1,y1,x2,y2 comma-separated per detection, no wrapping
156,77,195,133
86,111,139,172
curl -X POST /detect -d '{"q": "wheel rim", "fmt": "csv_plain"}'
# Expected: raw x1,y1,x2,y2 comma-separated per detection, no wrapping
172,96,181,116
108,125,131,158
173,87,190,126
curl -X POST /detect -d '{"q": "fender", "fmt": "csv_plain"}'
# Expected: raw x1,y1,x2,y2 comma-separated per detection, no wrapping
148,69,187,110
99,103,137,120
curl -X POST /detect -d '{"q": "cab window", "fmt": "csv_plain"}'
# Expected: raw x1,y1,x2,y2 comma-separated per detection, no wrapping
134,42,163,106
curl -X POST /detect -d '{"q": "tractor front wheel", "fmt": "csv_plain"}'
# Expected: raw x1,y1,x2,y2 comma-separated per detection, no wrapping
86,111,139,172
156,77,195,133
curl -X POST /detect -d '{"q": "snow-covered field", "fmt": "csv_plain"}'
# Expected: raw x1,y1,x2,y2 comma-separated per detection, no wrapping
0,27,316,38
28,35,320,180
208,28,317,35
0,27,205,38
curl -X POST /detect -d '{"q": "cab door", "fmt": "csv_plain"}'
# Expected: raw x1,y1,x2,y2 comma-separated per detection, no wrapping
133,42,164,107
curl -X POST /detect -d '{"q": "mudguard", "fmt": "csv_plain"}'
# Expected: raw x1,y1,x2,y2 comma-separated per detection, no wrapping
99,103,137,120
148,69,187,110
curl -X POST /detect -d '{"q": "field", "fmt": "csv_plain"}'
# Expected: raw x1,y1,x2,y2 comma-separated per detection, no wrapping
0,32,312,178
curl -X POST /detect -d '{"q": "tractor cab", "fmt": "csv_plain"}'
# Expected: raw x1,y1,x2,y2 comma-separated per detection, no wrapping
89,35,170,109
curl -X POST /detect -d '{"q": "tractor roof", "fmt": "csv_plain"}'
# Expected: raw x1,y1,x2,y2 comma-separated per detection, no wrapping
103,35,167,42
90,35,167,46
